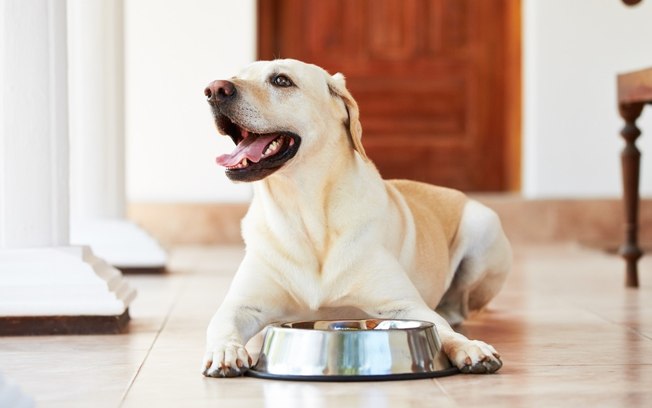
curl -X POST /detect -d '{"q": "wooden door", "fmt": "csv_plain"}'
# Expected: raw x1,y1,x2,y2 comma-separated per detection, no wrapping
259,0,520,191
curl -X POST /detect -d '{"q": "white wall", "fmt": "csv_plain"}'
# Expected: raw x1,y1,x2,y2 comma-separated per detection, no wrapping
125,0,652,202
125,0,255,202
523,0,652,198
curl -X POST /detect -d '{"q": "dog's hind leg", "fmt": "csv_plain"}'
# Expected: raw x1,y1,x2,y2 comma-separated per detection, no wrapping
436,200,511,326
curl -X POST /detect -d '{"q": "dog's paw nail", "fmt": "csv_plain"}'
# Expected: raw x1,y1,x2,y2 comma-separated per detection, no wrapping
450,340,503,374
205,365,245,378
202,344,252,378
467,356,502,374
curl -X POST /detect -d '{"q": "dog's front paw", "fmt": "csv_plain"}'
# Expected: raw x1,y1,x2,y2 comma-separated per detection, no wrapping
202,342,253,378
446,339,503,374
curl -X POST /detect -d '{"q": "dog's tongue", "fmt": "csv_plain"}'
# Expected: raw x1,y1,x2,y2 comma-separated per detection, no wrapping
216,133,280,167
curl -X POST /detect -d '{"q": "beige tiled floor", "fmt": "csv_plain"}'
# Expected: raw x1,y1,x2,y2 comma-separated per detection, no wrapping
1,244,652,407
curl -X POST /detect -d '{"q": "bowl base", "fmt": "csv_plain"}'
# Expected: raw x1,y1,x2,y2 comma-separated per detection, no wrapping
245,366,459,382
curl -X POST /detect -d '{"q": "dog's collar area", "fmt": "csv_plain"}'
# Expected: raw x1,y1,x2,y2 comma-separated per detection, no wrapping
214,114,301,182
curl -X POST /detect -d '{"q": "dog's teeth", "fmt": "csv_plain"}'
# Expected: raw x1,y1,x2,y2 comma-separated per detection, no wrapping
263,139,280,157
230,159,248,169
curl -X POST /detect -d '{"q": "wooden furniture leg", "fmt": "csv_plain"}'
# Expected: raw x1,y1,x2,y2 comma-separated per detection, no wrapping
617,67,652,287
618,102,645,287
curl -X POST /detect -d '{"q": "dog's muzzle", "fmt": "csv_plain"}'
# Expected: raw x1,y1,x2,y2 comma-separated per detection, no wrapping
205,79,301,182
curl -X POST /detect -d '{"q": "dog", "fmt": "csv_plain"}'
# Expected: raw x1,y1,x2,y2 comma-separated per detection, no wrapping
202,59,511,377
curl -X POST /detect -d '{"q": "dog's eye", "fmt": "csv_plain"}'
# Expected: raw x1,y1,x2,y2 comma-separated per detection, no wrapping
271,74,294,88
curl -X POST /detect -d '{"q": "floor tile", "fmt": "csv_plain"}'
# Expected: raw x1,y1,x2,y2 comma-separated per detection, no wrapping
1,243,651,407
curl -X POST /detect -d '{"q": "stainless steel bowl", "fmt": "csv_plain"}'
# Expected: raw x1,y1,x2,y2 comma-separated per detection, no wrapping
247,319,457,381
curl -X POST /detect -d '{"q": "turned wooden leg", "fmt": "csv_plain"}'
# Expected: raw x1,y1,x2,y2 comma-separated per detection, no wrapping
618,102,645,288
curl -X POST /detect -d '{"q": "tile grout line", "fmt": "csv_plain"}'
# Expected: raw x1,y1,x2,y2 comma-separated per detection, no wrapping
433,378,459,406
576,303,652,342
118,278,191,408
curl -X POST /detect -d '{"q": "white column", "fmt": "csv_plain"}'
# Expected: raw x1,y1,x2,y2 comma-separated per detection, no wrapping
0,0,69,249
0,0,134,321
67,0,166,269
68,0,124,220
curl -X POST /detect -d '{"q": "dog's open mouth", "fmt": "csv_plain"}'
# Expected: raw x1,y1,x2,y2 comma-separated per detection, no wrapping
215,114,301,182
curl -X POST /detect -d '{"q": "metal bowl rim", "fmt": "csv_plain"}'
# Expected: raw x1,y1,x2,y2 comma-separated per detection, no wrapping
269,318,436,332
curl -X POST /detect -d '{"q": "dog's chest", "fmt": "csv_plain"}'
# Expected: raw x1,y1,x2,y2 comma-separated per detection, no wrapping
245,186,387,311
281,238,354,310
283,267,348,311
250,221,358,310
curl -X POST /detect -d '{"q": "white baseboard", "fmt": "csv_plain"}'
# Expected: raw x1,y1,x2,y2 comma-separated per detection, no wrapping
0,246,135,316
71,219,167,269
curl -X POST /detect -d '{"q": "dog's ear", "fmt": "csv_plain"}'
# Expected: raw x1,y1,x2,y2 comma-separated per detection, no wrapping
328,73,369,161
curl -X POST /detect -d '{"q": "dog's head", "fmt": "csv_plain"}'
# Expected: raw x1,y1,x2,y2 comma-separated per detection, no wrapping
205,59,368,182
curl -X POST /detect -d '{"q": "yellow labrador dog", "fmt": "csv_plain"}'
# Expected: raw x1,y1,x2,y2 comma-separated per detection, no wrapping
202,59,511,377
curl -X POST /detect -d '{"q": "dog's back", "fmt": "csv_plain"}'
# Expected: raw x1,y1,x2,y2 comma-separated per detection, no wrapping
387,179,467,247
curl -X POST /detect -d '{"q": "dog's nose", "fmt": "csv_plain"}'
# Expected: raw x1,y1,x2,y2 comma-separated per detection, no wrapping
205,80,236,103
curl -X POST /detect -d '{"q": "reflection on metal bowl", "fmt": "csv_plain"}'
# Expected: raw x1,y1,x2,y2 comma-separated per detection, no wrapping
247,319,458,382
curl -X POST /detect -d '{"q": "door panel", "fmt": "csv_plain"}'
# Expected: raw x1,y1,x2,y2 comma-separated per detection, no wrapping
258,0,520,191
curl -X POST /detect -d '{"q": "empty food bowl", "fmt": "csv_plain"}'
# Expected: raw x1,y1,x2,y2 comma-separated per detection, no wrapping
247,319,458,381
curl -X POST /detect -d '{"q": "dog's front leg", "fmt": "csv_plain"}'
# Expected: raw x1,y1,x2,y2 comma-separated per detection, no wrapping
376,302,503,374
202,261,286,378
202,302,265,377
355,254,502,374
